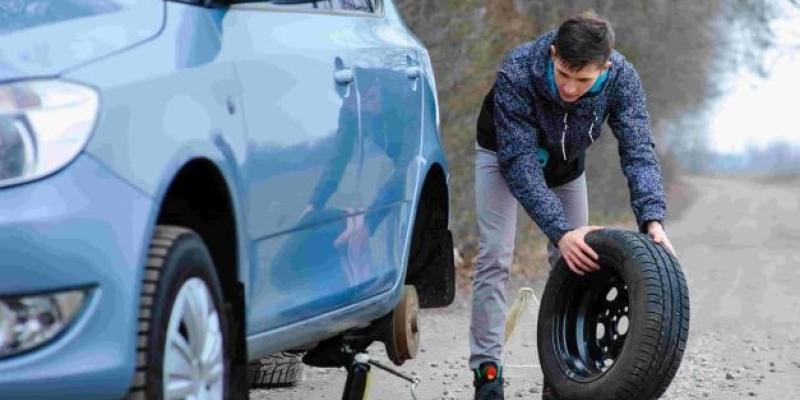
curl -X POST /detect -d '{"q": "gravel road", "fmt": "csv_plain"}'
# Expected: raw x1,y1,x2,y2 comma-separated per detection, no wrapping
252,176,800,399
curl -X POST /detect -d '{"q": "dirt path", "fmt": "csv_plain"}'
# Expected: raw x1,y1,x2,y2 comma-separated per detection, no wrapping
252,176,800,399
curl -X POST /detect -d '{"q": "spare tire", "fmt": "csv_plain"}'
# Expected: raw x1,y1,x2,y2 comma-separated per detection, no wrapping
537,229,690,400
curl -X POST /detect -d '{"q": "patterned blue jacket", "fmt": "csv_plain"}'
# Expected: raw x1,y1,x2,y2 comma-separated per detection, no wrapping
489,32,666,243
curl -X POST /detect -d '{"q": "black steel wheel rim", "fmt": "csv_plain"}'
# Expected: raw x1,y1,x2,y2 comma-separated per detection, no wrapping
552,267,631,382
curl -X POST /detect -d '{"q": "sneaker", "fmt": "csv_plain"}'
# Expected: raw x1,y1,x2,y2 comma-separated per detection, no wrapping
473,361,504,400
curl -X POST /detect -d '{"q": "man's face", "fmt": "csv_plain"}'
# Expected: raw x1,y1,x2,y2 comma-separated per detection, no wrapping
551,45,610,103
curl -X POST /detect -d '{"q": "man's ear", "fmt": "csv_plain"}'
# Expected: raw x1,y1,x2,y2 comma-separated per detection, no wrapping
550,45,556,57
603,61,611,71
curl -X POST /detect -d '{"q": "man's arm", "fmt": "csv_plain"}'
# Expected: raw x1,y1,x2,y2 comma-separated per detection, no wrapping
493,65,572,245
607,60,667,233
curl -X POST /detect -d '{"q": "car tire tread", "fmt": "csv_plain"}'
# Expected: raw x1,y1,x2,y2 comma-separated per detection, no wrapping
248,352,305,388
127,226,191,397
537,229,690,400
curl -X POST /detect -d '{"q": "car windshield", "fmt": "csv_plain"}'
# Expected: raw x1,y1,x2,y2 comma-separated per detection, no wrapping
0,0,131,34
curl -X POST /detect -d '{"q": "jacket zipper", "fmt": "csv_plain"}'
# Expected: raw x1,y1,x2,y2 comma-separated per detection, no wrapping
562,110,600,161
588,111,597,143
561,112,568,161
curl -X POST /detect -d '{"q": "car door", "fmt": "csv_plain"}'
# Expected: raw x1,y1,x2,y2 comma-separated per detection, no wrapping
221,0,367,333
341,0,425,303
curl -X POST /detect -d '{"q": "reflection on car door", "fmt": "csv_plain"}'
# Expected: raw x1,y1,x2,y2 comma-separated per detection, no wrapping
222,1,367,333
348,11,424,303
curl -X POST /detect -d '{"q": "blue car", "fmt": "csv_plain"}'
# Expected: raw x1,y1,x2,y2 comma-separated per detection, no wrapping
0,0,453,398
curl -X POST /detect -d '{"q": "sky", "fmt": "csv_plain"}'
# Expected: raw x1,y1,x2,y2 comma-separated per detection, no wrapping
708,5,800,154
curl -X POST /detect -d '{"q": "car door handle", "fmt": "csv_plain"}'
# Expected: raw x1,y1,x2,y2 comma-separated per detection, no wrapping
334,68,354,85
405,66,421,79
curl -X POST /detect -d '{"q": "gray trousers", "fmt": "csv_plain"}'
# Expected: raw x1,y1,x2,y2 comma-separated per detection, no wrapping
469,146,588,369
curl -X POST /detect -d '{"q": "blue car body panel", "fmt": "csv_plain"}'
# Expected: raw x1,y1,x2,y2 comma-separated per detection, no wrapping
0,0,448,397
0,155,152,400
0,0,165,81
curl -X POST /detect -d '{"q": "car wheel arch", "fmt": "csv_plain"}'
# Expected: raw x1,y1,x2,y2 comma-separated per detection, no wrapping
141,157,249,397
405,162,454,308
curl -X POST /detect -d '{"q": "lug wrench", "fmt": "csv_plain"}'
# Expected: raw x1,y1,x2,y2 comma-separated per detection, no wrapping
342,352,420,400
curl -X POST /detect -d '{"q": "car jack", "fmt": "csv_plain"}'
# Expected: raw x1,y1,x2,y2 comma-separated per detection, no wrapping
341,351,420,400
303,286,422,399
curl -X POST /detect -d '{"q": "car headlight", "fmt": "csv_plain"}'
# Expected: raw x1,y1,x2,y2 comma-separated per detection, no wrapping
0,80,99,187
0,289,88,358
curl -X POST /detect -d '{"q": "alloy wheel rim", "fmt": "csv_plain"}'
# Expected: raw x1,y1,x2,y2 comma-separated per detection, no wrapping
163,277,224,400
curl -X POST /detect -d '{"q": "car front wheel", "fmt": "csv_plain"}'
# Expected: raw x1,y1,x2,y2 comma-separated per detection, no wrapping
127,225,230,400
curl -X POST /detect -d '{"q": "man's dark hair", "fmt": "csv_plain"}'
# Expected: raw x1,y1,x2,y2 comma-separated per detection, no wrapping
554,11,615,71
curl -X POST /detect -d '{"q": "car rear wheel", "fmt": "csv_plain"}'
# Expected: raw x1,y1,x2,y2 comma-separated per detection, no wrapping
127,225,230,400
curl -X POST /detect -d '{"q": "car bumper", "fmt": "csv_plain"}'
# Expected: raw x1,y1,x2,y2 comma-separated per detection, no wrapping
0,154,154,399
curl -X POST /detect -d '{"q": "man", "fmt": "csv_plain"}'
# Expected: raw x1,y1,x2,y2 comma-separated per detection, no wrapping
470,12,675,400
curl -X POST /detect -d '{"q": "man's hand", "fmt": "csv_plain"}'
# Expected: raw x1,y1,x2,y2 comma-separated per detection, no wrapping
647,221,676,256
558,225,603,275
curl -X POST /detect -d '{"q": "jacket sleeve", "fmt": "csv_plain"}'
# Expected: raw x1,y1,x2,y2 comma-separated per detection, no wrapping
494,64,573,244
607,61,667,232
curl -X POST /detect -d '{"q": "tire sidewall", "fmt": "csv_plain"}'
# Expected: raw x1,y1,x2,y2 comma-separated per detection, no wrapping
145,232,230,400
537,232,653,400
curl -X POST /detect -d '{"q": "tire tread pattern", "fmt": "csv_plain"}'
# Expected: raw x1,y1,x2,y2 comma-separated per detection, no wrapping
538,229,689,400
126,226,192,399
604,230,690,400
248,352,305,388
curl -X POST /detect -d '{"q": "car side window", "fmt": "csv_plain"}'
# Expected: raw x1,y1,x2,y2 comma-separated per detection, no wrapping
332,0,374,13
